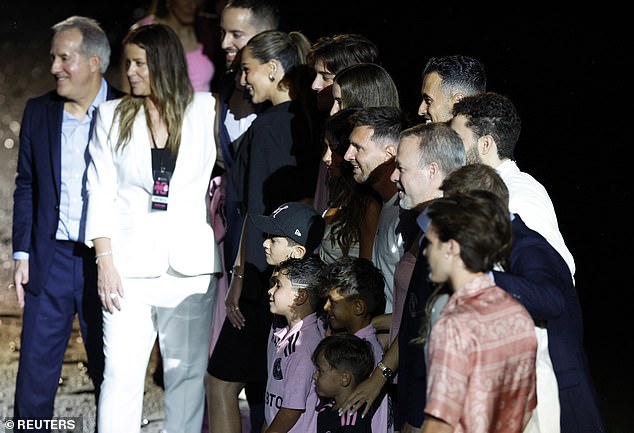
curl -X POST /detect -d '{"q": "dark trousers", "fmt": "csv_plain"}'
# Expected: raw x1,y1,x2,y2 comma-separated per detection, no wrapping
14,241,103,428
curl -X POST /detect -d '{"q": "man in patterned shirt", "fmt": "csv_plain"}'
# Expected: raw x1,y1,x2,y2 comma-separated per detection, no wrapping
421,192,537,433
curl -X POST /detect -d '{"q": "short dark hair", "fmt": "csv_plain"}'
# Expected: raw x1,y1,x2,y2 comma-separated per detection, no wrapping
225,0,280,31
350,106,408,146
452,92,521,160
277,255,326,310
307,33,380,72
325,257,386,317
422,55,486,96
440,163,510,208
312,333,375,384
426,191,512,273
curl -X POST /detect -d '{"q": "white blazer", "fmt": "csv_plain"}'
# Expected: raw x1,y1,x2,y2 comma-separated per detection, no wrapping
86,92,219,278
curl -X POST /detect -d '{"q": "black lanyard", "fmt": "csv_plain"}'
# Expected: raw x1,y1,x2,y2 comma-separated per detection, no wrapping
150,131,176,174
150,130,176,211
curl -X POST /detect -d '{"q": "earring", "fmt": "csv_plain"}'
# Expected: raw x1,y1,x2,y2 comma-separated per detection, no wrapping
269,73,275,82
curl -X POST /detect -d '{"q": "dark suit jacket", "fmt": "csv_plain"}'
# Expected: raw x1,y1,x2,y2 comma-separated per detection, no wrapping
494,214,604,432
397,236,432,428
494,214,582,387
12,83,122,295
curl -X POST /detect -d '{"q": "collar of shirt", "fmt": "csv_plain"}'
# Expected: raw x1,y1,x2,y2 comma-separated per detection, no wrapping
495,158,517,177
354,323,377,340
91,78,109,116
416,210,430,236
61,78,109,123
453,273,496,300
273,313,318,345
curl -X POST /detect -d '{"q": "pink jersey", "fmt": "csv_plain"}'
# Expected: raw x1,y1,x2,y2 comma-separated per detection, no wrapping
265,313,323,433
425,274,537,433
355,324,394,433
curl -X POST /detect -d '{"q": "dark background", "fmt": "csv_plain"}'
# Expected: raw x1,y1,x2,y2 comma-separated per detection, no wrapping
1,2,631,431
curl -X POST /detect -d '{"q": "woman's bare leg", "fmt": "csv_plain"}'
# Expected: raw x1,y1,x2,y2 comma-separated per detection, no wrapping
207,373,245,433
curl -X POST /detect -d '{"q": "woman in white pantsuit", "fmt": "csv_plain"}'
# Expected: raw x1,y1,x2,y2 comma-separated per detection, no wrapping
85,23,220,433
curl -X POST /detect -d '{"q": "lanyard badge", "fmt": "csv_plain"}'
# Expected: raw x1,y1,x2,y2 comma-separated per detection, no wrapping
150,133,175,212
152,168,171,211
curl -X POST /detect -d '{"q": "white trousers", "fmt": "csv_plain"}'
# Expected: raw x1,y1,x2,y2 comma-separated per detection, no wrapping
98,276,216,433
533,326,561,433
523,326,561,433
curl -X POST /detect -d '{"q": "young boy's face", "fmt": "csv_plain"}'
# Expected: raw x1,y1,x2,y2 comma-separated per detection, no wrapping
268,270,298,317
263,236,296,266
312,351,341,399
324,287,356,332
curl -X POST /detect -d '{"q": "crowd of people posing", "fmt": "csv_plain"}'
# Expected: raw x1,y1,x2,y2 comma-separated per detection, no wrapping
11,1,605,433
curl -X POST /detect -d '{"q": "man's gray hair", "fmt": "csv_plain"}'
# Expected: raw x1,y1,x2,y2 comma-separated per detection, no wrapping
52,16,111,74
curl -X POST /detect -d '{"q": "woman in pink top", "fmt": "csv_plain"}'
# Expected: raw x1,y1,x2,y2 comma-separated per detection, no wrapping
135,0,216,91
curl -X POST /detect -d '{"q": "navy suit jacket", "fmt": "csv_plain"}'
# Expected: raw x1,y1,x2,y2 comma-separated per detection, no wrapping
493,214,584,388
397,235,432,428
494,214,604,432
12,83,122,295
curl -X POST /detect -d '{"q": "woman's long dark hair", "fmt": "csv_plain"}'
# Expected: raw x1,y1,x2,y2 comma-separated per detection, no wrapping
113,24,193,156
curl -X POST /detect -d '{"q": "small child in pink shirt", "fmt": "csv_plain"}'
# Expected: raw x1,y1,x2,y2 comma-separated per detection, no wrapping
323,257,394,433
264,255,327,433
312,333,374,433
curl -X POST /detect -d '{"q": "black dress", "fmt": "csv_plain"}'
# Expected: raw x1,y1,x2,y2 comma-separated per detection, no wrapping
208,100,320,402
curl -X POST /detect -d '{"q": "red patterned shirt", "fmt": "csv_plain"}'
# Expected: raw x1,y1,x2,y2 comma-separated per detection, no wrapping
425,274,537,433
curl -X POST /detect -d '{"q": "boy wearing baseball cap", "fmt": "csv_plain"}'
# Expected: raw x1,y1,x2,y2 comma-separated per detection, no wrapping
250,202,326,266
251,203,326,432
208,202,325,431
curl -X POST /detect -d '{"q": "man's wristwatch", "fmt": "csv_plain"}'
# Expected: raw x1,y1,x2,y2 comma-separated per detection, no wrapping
377,361,394,380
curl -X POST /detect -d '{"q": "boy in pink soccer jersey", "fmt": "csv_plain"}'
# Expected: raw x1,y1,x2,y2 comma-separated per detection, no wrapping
264,255,327,432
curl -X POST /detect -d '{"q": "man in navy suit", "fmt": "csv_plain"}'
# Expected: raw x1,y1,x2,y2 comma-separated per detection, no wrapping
11,15,121,425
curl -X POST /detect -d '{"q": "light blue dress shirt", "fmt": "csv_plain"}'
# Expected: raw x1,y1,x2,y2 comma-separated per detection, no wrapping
13,79,108,260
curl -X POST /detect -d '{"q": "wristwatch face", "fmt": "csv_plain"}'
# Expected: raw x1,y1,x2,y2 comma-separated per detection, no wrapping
379,362,393,379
